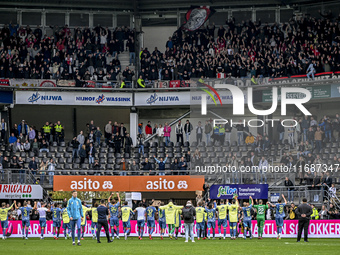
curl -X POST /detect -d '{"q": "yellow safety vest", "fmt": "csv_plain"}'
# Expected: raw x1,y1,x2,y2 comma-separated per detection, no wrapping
55,125,62,133
311,208,319,219
137,78,145,88
120,81,125,88
43,125,51,133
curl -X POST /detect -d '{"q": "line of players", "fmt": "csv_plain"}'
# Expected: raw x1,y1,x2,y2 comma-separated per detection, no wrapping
0,193,287,241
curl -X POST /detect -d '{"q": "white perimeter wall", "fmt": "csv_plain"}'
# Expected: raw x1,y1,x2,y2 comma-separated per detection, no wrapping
143,26,177,53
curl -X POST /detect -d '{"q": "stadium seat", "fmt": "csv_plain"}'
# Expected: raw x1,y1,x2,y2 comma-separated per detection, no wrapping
64,152,71,158
72,163,79,169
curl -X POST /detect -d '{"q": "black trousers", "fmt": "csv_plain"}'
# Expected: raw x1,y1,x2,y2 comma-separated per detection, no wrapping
97,220,110,242
297,218,310,241
176,134,183,144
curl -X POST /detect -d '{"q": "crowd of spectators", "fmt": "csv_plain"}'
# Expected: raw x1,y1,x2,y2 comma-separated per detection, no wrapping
140,11,340,82
0,22,135,83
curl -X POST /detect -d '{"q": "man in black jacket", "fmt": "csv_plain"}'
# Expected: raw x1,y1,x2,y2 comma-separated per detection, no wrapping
141,158,153,175
124,133,133,156
295,198,312,242
182,200,196,242
277,120,285,144
96,200,113,243
284,177,294,203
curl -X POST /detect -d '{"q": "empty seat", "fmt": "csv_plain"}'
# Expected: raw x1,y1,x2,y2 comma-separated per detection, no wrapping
72,163,79,169
64,164,71,170
64,152,71,158
106,164,113,170
174,147,182,153
81,163,89,169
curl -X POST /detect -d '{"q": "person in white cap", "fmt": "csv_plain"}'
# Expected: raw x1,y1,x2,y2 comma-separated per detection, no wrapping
181,200,196,242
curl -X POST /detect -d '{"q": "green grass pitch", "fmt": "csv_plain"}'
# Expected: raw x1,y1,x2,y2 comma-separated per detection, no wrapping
2,237,339,255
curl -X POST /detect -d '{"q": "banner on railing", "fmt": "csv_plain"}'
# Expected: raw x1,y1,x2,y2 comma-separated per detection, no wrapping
11,79,56,87
0,184,43,199
134,90,246,106
15,91,133,106
56,80,75,87
53,175,205,192
4,220,340,238
209,184,269,200
0,78,10,86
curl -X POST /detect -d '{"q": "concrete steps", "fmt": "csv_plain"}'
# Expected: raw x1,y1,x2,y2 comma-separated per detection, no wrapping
118,51,135,72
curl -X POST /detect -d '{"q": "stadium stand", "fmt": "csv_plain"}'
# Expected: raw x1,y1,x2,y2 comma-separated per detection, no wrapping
0,11,339,212
139,14,340,81
0,23,136,87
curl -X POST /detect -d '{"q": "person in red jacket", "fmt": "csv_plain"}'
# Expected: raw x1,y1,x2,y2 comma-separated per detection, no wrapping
145,121,153,138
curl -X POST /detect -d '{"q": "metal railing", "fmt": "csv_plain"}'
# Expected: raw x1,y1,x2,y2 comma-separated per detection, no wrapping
3,75,340,91
144,110,192,143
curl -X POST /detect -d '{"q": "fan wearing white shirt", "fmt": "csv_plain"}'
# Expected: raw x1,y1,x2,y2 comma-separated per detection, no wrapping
134,203,146,240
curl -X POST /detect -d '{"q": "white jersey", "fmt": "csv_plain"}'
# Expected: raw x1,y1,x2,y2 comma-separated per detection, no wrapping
37,207,48,218
135,207,146,221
